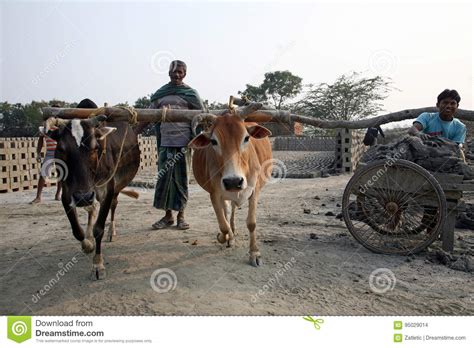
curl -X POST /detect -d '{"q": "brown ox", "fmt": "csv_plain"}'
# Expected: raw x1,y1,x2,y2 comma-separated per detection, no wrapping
188,112,272,266
46,115,140,279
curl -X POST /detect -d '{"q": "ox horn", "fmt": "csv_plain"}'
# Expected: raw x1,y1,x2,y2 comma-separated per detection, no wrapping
44,117,69,133
191,113,217,136
235,102,263,121
84,115,108,127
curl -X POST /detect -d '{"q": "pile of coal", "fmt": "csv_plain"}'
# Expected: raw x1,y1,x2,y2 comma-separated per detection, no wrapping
455,202,474,230
360,135,474,179
425,249,473,273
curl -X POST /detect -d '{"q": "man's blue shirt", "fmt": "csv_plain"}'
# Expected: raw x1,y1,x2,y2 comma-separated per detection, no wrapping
414,112,466,144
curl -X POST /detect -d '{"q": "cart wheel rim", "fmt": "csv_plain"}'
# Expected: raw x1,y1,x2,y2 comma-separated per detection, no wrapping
342,159,447,255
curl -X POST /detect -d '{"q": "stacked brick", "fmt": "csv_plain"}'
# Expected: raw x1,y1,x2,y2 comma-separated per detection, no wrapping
0,136,161,193
137,135,158,173
0,137,50,193
273,136,336,151
334,129,368,173
0,131,369,193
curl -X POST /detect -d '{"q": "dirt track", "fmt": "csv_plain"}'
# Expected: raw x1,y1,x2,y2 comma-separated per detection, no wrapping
0,176,473,315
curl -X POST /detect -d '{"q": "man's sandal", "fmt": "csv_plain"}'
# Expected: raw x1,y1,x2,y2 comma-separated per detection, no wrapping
152,217,174,230
177,218,190,230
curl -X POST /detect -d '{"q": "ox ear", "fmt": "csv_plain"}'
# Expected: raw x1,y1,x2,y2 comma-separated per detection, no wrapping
246,125,272,139
85,115,108,128
188,133,211,149
95,126,117,140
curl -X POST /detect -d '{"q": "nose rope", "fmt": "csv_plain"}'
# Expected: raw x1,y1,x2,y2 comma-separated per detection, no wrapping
95,126,129,188
95,136,107,169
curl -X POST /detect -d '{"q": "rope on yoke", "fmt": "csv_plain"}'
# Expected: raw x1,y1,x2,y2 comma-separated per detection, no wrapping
88,106,138,125
116,105,138,125
161,105,169,123
88,107,107,118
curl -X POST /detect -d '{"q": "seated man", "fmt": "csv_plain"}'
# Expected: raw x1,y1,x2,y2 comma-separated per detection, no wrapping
408,89,466,145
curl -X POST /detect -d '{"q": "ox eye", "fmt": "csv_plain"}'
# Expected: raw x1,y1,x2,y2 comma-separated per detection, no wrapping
210,139,218,146
244,136,250,143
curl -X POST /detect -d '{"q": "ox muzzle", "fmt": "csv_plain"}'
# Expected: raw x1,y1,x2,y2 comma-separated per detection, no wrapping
222,176,245,191
72,191,96,207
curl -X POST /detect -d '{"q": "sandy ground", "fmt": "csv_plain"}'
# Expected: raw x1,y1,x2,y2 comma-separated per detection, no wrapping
0,175,473,316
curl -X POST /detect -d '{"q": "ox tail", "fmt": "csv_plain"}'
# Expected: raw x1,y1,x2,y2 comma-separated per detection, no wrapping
120,189,140,199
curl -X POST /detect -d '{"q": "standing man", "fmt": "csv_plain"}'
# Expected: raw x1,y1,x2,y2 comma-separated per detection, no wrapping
408,89,466,145
150,60,204,230
30,123,62,203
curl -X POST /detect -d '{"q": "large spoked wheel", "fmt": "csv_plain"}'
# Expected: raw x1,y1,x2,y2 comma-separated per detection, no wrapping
342,159,447,255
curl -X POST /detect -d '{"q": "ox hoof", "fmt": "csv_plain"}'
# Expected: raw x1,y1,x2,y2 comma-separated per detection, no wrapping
90,265,106,280
217,233,228,244
249,253,262,267
107,234,117,242
81,239,94,254
226,238,235,248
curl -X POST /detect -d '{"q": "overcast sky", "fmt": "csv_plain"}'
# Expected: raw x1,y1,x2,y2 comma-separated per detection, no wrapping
1,0,472,117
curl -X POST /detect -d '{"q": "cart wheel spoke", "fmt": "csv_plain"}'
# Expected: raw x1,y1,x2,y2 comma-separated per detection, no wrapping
342,159,447,255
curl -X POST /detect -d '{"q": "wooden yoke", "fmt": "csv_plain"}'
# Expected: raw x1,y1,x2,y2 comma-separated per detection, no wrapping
41,97,474,130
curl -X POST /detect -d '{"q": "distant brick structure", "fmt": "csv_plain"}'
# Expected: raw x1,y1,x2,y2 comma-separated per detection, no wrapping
273,136,336,151
334,128,367,173
0,136,160,193
0,137,49,192
0,129,369,193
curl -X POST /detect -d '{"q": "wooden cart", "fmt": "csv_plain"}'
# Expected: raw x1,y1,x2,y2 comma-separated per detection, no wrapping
342,159,474,255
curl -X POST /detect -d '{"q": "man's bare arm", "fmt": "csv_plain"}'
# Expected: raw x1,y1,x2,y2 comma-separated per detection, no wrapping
408,122,428,140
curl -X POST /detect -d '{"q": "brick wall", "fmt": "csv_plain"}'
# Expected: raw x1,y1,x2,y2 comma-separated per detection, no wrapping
0,136,159,193
334,129,368,173
273,136,336,151
0,138,46,192
0,130,367,193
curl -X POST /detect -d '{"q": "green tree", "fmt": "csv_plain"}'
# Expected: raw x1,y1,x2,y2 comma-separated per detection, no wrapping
48,99,69,108
23,102,46,135
0,99,71,137
238,85,267,105
0,102,31,136
133,95,153,136
239,70,303,110
203,100,227,110
134,95,151,109
295,72,395,121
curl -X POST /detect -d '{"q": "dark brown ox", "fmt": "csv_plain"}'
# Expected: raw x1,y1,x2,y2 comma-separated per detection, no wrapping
46,115,140,279
188,112,272,266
